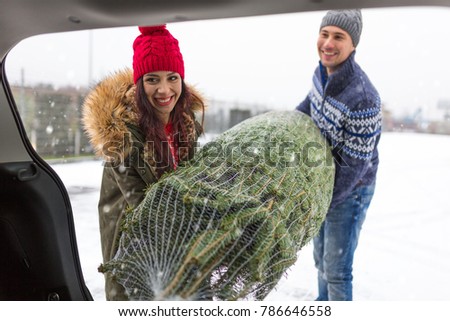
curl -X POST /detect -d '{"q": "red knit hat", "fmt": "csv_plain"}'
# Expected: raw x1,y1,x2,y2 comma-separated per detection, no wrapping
132,25,184,83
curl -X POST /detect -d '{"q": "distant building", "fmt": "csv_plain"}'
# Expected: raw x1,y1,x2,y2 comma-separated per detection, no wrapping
10,84,91,159
229,109,251,128
204,99,272,134
437,100,450,121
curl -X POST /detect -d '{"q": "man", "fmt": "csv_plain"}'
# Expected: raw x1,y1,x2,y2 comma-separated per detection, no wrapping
296,9,382,300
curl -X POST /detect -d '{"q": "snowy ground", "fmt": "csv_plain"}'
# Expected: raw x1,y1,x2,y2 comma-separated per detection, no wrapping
51,132,450,301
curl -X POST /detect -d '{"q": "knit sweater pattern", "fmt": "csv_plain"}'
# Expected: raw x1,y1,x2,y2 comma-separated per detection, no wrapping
296,51,382,209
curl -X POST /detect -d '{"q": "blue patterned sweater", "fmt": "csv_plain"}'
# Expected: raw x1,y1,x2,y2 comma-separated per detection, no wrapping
296,51,382,210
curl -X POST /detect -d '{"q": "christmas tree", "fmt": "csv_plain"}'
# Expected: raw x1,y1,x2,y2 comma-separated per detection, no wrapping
101,110,334,300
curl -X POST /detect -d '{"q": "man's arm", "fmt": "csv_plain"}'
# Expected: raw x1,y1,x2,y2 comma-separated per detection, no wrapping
329,99,382,209
295,95,311,116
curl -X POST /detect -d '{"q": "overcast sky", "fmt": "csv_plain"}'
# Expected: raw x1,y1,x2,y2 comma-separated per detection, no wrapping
5,7,450,120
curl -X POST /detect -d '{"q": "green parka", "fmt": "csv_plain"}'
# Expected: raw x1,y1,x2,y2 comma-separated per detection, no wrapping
82,68,205,300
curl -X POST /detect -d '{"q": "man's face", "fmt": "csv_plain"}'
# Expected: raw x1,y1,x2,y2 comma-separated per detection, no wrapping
317,25,355,75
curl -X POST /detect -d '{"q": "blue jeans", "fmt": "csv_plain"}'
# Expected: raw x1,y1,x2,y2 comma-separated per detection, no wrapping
313,183,376,301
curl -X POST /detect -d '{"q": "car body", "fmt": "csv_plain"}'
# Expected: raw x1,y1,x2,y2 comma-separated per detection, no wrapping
1,0,449,300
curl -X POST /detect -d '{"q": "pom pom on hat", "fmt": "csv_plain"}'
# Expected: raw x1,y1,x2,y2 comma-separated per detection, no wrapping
133,24,185,83
138,25,167,35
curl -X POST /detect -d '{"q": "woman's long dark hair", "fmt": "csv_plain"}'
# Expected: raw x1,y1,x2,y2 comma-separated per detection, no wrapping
135,78,204,177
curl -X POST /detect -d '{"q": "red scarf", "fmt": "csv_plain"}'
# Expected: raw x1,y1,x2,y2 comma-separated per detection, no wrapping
164,123,178,169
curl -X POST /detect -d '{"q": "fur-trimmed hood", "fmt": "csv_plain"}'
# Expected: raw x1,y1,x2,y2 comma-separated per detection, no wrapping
82,68,205,161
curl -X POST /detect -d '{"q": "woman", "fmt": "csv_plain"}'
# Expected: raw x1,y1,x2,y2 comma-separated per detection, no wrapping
82,25,206,300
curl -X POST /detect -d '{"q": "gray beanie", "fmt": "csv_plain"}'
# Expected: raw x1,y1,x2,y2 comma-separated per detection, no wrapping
320,9,363,47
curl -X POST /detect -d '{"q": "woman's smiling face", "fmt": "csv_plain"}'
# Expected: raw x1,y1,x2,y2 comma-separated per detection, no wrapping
143,71,182,124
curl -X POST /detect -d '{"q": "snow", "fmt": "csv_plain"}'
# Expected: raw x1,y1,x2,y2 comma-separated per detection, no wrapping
51,132,450,301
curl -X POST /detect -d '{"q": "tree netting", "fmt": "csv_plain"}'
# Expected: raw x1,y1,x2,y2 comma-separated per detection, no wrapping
101,110,335,300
